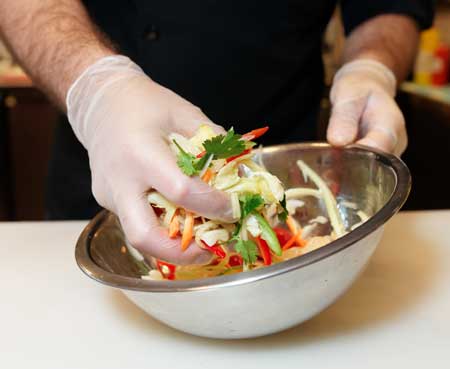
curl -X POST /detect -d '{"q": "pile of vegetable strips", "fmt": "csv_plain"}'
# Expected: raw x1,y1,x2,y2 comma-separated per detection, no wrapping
137,125,351,281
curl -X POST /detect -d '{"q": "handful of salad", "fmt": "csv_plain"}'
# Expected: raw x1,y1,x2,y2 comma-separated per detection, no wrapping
135,125,350,281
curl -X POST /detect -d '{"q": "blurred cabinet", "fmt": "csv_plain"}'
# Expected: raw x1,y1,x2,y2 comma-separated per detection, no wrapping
0,88,59,220
398,90,450,210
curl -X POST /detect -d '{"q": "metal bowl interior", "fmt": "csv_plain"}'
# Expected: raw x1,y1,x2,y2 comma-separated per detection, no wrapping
75,143,411,293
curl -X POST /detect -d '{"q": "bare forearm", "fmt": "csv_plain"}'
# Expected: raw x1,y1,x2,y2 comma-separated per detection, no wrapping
0,0,115,108
342,14,420,83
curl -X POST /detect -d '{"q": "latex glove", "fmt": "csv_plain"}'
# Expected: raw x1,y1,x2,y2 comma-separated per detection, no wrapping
327,59,407,156
67,55,234,264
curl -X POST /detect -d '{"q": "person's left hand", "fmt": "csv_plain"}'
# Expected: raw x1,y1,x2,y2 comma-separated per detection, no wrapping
327,59,407,156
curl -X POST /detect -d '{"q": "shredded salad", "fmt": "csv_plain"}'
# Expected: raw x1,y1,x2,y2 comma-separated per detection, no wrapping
130,125,364,281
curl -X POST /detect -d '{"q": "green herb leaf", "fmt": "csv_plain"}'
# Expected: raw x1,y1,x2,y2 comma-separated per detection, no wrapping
230,226,240,242
234,239,258,264
193,153,212,172
240,194,264,220
228,194,265,241
173,140,213,176
203,127,246,159
278,195,288,222
173,140,197,176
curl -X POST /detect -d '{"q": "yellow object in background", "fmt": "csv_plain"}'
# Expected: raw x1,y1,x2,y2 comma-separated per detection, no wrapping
414,28,440,85
421,28,440,52
414,28,450,86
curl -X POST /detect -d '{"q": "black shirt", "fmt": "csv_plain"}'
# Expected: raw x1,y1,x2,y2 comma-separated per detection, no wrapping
46,0,434,219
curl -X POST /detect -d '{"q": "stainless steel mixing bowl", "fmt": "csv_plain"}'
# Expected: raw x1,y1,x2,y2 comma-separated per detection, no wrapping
75,143,410,339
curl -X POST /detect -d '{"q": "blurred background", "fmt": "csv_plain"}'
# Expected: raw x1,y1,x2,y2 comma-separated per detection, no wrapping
1,3,450,221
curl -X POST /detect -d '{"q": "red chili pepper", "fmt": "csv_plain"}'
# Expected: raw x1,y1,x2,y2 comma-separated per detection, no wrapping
241,126,269,141
196,151,206,158
227,254,243,267
256,237,272,266
225,148,251,163
202,242,226,259
156,260,176,280
273,227,292,246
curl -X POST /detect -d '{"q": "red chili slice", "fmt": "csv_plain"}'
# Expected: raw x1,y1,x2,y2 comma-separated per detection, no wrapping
256,237,272,266
202,242,226,259
273,227,292,246
225,149,251,163
156,260,176,280
241,126,269,141
227,254,243,267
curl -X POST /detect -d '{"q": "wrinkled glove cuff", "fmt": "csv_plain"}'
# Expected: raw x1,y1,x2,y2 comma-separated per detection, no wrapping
332,59,397,98
66,55,145,147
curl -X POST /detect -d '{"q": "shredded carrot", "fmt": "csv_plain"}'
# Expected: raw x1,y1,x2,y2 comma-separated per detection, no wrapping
201,169,213,183
286,216,298,235
297,239,307,247
282,233,298,250
285,216,307,247
181,211,194,251
295,229,307,247
168,210,180,238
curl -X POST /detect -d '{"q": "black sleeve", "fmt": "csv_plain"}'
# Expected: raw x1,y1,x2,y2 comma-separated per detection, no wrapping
340,0,436,35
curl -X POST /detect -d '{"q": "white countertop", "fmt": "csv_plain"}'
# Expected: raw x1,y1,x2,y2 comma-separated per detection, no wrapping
1,211,450,369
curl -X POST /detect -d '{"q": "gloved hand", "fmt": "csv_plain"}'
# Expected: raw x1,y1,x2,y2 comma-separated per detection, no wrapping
67,55,234,264
327,59,407,156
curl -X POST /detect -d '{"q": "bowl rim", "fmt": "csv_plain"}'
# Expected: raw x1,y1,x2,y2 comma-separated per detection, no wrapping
75,143,411,293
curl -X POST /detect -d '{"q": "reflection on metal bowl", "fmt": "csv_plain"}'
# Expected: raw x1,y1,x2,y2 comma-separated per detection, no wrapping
75,143,410,339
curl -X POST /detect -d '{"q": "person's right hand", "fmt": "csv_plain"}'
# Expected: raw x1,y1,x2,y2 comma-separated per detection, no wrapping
67,56,234,264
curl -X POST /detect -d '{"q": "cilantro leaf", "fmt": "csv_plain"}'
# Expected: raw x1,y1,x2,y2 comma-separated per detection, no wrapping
173,140,213,176
229,225,241,242
203,127,246,159
173,140,197,176
234,239,258,264
240,194,264,220
174,127,251,176
193,153,212,172
228,194,265,241
278,195,288,222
